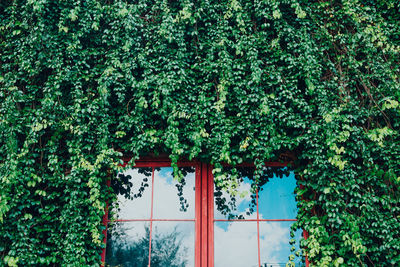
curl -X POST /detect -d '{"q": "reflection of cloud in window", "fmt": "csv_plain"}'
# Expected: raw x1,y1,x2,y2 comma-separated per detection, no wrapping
215,221,301,267
214,222,258,267
113,167,301,266
215,222,287,267
214,177,254,220
260,222,303,266
153,167,195,219
113,167,196,267
117,169,152,219
214,171,297,220
259,222,290,265
153,168,195,266
116,167,196,219
214,170,301,266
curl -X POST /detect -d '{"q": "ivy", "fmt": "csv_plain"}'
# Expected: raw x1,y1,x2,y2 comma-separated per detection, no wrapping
1,0,400,266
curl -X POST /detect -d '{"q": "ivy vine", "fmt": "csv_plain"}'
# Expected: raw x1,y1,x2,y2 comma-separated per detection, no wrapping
1,0,399,266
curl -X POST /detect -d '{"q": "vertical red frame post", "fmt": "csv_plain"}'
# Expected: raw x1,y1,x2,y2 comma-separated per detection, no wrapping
300,182,311,267
207,164,214,267
195,162,202,267
147,168,155,267
256,188,261,267
200,163,209,267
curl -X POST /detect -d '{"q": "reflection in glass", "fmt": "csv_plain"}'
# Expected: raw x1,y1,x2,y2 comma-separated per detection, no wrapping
151,221,195,267
153,167,196,219
214,167,257,220
258,170,297,219
214,221,258,267
114,168,152,219
105,221,150,267
259,222,304,267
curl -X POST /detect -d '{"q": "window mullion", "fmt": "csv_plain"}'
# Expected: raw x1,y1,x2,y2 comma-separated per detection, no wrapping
207,164,214,267
195,163,202,267
148,167,155,267
200,163,209,267
256,189,261,267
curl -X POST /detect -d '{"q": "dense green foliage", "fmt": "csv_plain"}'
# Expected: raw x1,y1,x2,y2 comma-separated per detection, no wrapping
1,0,399,266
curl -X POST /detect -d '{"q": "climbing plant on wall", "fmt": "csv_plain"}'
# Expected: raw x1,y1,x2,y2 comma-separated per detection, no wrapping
1,0,399,266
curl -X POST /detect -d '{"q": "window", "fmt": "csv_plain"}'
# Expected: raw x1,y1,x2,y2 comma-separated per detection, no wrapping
102,159,308,267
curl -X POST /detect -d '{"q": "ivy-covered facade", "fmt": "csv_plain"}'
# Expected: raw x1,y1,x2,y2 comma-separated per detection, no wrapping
0,0,399,266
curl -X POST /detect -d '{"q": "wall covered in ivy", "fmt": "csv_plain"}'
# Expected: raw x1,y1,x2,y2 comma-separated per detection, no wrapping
0,0,399,266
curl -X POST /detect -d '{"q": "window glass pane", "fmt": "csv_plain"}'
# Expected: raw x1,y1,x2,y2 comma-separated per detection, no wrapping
214,167,257,220
259,221,304,267
151,221,195,267
258,168,297,219
105,221,150,267
153,167,196,219
214,221,258,267
115,167,152,219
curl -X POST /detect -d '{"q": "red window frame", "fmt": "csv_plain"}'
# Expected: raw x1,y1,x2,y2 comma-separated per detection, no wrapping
101,158,309,267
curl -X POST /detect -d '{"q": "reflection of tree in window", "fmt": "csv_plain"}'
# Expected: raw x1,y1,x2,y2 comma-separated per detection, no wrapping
105,224,188,267
151,226,189,267
214,166,292,219
111,167,195,215
112,167,152,201
214,167,257,219
171,167,195,212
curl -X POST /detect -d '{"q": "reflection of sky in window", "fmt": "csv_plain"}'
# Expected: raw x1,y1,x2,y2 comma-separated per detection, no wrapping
214,169,303,266
117,168,152,219
214,176,254,221
215,221,303,267
158,167,174,183
111,167,196,267
258,171,297,219
106,221,195,267
259,222,303,266
152,221,195,267
214,221,258,267
116,167,195,220
214,171,297,220
113,167,302,266
154,167,195,219
153,168,196,266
